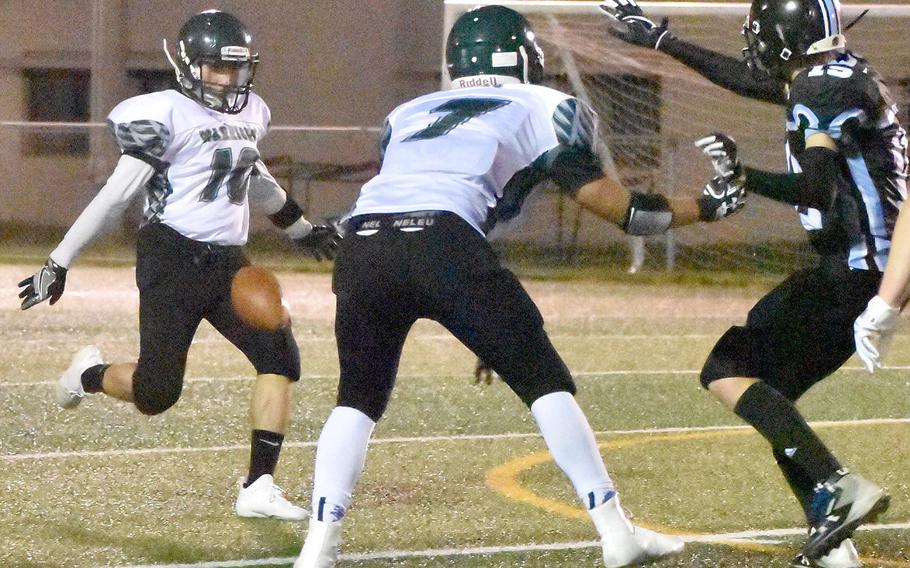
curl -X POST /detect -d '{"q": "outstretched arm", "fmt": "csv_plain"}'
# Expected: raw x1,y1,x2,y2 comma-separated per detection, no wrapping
696,132,843,210
600,0,786,105
18,154,153,310
249,160,341,261
573,173,742,234
658,37,786,105
50,154,154,268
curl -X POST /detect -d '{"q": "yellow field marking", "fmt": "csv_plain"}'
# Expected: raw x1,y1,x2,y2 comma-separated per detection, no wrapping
486,425,910,566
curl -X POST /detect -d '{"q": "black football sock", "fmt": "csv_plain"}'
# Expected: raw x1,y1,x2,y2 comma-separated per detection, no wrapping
81,364,109,394
734,381,841,485
245,429,284,487
773,447,815,521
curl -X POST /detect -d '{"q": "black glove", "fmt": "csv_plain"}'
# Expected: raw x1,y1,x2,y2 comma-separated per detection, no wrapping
695,133,742,179
18,257,68,310
698,175,747,222
293,224,341,261
600,0,672,49
474,357,499,385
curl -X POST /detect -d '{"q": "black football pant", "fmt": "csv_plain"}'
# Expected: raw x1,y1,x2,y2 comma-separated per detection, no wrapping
333,211,576,422
133,222,300,415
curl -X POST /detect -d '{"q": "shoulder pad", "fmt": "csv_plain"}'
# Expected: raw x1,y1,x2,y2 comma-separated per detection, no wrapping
788,58,881,133
106,92,177,161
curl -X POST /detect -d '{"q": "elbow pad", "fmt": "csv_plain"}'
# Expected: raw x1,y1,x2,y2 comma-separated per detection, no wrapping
623,191,672,236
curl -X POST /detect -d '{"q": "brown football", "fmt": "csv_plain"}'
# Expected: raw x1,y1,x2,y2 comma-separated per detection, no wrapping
230,266,290,331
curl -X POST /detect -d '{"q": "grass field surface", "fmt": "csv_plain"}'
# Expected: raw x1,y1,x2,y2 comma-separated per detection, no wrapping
2,263,909,568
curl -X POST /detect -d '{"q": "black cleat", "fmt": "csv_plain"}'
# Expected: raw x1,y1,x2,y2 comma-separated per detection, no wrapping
803,471,889,559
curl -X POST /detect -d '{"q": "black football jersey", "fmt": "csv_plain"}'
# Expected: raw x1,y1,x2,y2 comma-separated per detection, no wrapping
785,51,908,270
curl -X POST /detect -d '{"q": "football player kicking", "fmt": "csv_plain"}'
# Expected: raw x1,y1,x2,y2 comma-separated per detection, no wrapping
17,10,339,521
293,6,746,568
601,0,907,566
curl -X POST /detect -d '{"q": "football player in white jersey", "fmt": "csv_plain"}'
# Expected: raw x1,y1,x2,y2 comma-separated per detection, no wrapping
293,6,745,568
17,10,339,521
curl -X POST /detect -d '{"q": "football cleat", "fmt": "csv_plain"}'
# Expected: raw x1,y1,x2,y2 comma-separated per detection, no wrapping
294,517,343,568
589,493,684,567
235,474,308,521
792,538,863,568
56,346,102,409
803,471,889,559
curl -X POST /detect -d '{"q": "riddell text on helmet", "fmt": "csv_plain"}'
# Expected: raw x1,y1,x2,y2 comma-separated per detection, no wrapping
452,76,507,88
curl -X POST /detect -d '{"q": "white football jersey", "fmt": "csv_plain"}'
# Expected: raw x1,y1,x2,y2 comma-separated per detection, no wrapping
107,89,271,245
352,83,600,234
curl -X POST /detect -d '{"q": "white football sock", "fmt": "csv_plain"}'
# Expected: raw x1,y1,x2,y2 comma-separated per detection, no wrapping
311,406,376,521
531,391,615,508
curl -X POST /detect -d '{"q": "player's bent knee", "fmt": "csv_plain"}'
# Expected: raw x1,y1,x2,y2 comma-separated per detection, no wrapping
133,371,183,415
700,326,755,389
134,388,182,415
249,326,301,381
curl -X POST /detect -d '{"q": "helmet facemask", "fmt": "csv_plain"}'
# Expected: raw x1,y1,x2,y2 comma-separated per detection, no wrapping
163,10,260,114
741,19,777,78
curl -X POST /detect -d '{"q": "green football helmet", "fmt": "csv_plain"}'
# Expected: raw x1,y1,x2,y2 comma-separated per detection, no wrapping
446,5,544,86
164,10,259,114
743,0,845,77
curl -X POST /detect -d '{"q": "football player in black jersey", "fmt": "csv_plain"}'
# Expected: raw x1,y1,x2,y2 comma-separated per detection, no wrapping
602,0,907,565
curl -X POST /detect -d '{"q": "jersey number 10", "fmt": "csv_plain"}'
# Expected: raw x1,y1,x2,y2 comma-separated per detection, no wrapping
200,147,261,205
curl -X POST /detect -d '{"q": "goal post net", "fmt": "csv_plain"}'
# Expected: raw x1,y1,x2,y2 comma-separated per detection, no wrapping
443,1,910,274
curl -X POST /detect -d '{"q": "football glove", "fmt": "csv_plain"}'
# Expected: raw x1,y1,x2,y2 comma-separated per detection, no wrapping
695,133,742,179
18,257,68,310
600,0,672,49
698,175,746,222
292,224,341,261
854,295,901,373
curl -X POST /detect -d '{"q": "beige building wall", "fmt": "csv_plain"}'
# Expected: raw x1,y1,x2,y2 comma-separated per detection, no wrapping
0,0,443,229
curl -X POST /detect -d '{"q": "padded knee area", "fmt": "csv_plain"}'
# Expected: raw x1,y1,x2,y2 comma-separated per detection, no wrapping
133,370,183,415
248,325,301,381
700,326,758,389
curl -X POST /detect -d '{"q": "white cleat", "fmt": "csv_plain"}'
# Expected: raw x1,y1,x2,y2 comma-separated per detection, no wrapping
793,538,863,567
590,494,685,567
294,517,343,568
234,474,309,521
56,346,102,409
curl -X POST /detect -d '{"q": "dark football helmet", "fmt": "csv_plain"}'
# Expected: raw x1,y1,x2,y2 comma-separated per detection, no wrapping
743,0,845,77
164,10,259,114
446,5,544,85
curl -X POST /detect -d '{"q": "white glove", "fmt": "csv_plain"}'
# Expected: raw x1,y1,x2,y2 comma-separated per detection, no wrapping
854,295,901,372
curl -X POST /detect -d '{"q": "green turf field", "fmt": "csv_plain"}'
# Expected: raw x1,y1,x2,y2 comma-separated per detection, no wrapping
2,264,909,568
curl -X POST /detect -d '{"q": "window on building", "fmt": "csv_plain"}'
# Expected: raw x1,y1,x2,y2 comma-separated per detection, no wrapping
128,68,177,95
21,68,91,156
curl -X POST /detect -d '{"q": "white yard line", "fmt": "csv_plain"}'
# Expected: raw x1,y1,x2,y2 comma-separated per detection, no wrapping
96,522,910,568
4,364,910,389
5,417,910,462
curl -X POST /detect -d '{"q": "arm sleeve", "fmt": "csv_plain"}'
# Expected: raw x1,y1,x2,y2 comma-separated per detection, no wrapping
248,159,313,239
248,159,287,215
658,36,787,105
48,154,154,268
744,147,847,210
